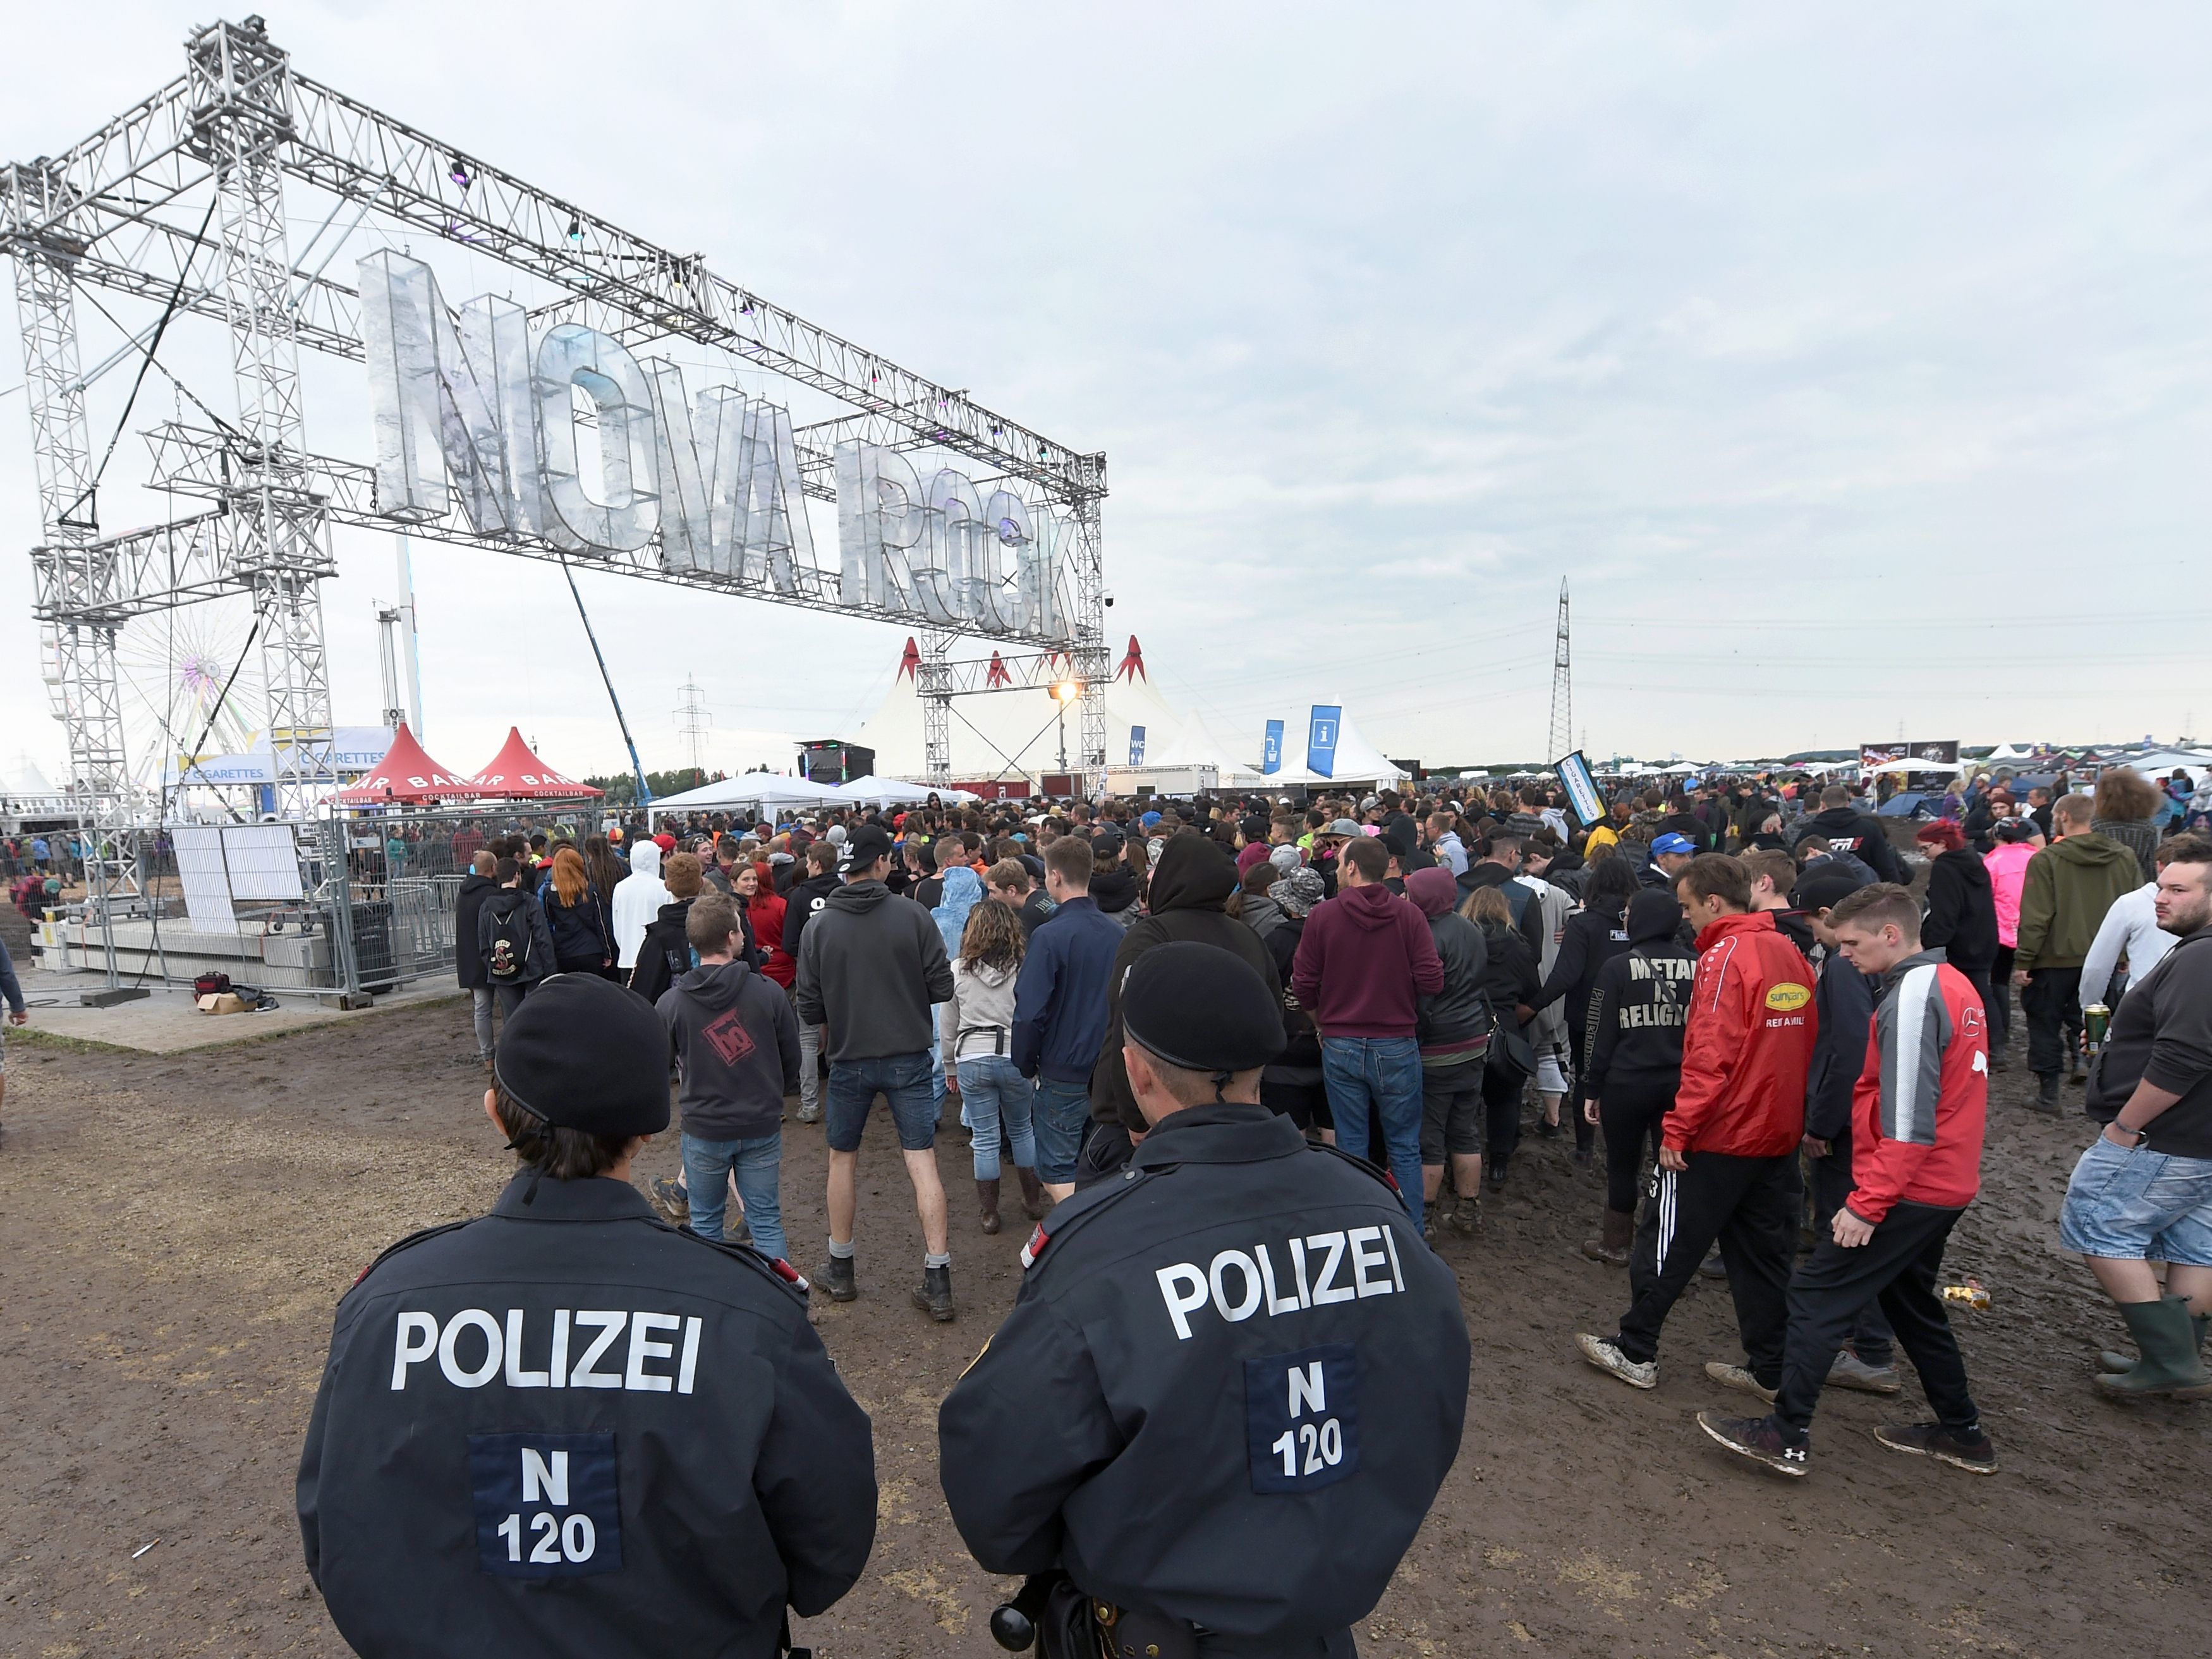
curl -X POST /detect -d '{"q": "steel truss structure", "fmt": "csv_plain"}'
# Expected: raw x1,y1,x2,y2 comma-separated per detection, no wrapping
3,16,1108,908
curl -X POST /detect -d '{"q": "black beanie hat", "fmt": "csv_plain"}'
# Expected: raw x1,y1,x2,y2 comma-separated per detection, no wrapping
1122,941,1284,1074
494,973,671,1139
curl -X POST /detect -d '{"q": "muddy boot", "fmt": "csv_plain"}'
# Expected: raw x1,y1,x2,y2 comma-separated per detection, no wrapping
1581,1208,1634,1266
2101,1307,2210,1376
2094,1297,2212,1399
1016,1165,1046,1220
912,1263,956,1323
976,1177,1002,1235
2033,1073,2062,1113
815,1251,858,1303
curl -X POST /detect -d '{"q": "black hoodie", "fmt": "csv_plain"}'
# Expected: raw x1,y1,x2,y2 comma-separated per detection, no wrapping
1580,890,1698,1098
657,959,802,1144
1796,805,1905,884
629,896,698,1006
1090,832,1282,1132
453,871,499,989
793,879,954,1062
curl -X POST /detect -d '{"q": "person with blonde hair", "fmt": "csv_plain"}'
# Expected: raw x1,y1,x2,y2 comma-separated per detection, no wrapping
945,899,1042,1233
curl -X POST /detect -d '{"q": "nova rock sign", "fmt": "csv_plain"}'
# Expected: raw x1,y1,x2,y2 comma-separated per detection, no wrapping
360,252,1071,642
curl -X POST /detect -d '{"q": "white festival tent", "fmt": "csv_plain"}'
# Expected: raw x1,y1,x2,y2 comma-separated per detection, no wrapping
1143,709,1269,784
833,775,980,808
1868,757,1964,776
854,636,1186,783
2117,750,2212,776
645,773,849,821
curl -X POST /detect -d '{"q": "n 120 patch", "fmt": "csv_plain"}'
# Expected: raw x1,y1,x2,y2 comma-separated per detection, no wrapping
1244,1343,1359,1495
468,1431,623,1578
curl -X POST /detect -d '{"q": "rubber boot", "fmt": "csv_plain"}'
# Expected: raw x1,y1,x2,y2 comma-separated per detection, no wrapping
1015,1165,1046,1220
912,1263,956,1322
816,1251,858,1303
2102,1310,2209,1375
1581,1208,1633,1266
976,1177,1002,1236
2033,1073,2062,1114
2094,1296,2212,1399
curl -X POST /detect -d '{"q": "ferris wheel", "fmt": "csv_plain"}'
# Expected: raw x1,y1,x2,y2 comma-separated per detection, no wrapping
114,594,265,791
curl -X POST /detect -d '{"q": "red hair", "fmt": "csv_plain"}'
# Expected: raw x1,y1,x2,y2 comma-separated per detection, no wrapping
1916,820,1966,852
547,844,589,905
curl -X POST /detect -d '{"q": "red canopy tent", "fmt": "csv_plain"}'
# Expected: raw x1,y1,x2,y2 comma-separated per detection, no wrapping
465,728,604,799
337,723,481,803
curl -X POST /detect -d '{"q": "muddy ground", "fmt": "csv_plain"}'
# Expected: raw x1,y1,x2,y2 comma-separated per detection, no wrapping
1,997,2204,1657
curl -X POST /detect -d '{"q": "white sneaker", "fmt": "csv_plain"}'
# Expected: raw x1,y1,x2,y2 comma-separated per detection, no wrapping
1704,1361,1779,1404
1577,1332,1658,1389
1826,1351,1903,1394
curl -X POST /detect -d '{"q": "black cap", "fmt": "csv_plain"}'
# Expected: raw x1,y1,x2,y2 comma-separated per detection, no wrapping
839,823,895,874
494,973,671,1139
1122,942,1284,1074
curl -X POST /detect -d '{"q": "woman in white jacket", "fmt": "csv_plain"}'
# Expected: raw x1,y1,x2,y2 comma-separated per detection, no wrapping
942,899,1043,1234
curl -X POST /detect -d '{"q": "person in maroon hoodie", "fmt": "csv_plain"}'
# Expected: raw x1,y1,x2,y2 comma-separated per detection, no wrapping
1698,882,1994,1479
1292,836,1444,1231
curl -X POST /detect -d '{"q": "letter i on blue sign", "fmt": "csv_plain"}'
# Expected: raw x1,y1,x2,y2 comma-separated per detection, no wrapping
1245,1344,1359,1493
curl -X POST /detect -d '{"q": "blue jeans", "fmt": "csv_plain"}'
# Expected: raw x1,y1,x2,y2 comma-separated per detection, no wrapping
1031,1078,1092,1184
825,1051,940,1153
2061,1138,2212,1267
957,1054,1037,1179
1322,1035,1425,1232
682,1131,786,1263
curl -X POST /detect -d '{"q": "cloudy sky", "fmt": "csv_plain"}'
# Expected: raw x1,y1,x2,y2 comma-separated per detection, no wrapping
4,2,2208,789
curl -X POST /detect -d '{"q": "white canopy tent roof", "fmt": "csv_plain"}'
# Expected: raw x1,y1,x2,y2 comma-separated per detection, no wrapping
1868,757,1964,775
832,775,978,808
646,774,849,820
2116,750,2212,776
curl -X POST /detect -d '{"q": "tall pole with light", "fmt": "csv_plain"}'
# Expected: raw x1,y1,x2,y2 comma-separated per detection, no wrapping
1052,677,1081,783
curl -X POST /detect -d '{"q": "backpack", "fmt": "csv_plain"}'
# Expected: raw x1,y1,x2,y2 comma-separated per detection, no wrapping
486,896,533,983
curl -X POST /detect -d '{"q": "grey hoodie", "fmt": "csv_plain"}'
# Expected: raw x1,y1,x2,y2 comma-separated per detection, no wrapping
793,878,955,1061
657,959,801,1141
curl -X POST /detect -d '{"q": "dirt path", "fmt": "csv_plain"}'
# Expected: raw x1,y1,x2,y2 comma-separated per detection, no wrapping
1,1000,2202,1656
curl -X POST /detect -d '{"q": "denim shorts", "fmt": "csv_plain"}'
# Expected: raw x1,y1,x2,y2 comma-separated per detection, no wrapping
2059,1137,2212,1267
823,1051,940,1153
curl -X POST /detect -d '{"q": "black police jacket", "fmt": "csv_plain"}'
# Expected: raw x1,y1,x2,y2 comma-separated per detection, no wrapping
938,1103,1469,1652
298,1174,877,1658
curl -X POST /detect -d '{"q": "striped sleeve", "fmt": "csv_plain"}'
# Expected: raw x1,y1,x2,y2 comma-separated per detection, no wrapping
1880,965,1950,1148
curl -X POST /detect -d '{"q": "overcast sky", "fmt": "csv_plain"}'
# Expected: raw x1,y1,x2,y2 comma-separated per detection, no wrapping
4,2,2208,787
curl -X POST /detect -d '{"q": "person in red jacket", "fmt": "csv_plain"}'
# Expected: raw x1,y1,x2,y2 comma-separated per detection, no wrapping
1579,854,1816,1395
749,861,794,988
1292,835,1445,1232
1699,882,1995,1479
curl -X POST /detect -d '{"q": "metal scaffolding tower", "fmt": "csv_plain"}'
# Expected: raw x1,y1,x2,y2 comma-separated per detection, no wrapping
1,15,1109,904
1548,578,1572,762
673,677,712,774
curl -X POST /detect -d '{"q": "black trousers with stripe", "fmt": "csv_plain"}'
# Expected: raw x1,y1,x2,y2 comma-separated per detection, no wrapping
1615,1150,1798,1383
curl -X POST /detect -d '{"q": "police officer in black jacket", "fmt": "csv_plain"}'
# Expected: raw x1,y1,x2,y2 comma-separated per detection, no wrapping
298,974,877,1658
939,943,1469,1658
